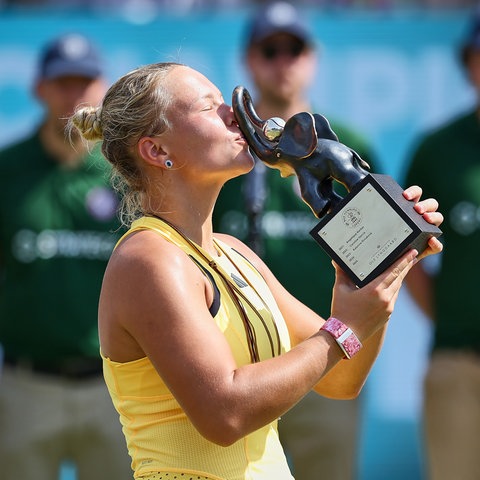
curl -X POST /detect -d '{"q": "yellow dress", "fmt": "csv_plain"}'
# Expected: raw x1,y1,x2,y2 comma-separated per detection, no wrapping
102,216,294,480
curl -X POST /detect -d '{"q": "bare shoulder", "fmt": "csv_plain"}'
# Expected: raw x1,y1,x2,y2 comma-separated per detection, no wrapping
103,230,198,303
99,229,208,361
107,229,188,275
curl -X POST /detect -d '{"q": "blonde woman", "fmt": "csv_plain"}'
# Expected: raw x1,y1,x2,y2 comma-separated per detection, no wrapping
69,62,443,480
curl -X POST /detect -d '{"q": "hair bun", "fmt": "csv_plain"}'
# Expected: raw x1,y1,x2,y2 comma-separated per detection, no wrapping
71,105,103,141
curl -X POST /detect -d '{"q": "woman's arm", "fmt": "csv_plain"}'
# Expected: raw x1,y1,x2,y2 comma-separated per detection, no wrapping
222,185,443,399
229,237,415,399
99,230,353,446
99,188,442,447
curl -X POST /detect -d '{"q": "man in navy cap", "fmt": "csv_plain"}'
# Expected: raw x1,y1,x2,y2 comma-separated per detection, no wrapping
214,2,378,479
0,33,131,479
404,8,480,480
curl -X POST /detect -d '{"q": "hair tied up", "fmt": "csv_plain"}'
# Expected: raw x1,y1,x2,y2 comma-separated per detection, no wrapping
72,105,104,141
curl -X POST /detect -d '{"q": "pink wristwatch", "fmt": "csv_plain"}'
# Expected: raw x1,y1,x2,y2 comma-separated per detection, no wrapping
320,317,362,359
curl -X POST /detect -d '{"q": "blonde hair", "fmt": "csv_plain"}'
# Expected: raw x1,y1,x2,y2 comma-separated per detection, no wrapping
69,62,182,226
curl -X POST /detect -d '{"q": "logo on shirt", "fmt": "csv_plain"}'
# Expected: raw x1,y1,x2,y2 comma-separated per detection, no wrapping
231,273,248,288
85,186,118,221
12,229,117,263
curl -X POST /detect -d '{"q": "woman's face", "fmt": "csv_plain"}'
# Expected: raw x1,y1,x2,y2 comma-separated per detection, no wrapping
160,66,254,181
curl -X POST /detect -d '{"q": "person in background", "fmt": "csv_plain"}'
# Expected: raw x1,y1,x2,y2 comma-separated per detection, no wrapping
68,60,442,480
0,33,131,479
213,2,379,478
403,8,480,480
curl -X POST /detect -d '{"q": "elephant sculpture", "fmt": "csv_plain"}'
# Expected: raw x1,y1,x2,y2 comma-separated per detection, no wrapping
232,85,371,218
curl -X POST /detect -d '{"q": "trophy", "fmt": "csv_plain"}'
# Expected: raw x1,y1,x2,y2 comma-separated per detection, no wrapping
232,86,442,287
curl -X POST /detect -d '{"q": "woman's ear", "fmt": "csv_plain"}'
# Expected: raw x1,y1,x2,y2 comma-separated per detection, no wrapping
137,136,169,168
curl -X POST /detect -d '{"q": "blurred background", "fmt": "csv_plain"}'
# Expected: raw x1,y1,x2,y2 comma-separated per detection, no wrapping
0,1,475,479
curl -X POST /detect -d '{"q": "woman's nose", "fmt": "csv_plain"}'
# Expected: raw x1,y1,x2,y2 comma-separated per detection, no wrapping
223,104,236,125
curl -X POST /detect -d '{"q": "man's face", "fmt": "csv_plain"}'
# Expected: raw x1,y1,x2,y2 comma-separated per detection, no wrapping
35,75,107,130
246,33,316,103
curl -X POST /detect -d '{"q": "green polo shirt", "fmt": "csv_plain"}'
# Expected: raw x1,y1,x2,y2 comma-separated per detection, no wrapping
405,110,480,351
0,129,122,365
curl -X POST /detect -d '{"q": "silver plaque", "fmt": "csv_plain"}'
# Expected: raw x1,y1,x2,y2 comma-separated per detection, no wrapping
310,174,442,287
314,184,413,281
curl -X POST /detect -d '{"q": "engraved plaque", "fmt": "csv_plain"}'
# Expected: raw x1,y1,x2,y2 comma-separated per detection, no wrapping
310,173,442,287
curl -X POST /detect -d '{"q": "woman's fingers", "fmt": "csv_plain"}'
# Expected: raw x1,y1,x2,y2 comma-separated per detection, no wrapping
333,248,417,293
378,249,418,290
420,210,444,227
403,185,422,202
414,197,439,216
403,187,444,228
331,250,417,338
417,236,444,261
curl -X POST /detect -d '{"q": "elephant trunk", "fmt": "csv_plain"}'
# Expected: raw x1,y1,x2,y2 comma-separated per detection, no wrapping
232,85,280,163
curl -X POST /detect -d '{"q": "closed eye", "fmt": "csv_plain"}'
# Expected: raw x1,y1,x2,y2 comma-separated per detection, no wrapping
198,92,224,112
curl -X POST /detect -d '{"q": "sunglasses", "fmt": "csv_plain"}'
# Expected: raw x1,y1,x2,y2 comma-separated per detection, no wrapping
259,41,306,61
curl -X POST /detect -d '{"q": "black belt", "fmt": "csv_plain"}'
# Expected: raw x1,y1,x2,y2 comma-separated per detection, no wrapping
4,355,103,380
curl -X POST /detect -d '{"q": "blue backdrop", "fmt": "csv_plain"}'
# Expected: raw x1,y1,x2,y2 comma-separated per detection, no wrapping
0,7,473,480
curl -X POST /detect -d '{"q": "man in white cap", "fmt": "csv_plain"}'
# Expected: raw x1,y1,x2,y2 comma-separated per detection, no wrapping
215,2,379,479
0,33,131,479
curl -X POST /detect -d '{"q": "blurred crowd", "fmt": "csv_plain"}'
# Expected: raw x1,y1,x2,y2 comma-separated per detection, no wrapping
0,0,477,13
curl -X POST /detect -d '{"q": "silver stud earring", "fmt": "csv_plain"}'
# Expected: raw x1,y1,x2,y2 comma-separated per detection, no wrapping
164,159,173,169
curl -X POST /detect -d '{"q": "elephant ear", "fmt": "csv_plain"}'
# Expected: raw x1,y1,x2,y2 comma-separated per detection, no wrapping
313,113,339,141
276,112,317,159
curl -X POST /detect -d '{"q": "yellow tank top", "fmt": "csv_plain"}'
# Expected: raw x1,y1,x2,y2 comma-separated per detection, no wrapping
102,216,294,480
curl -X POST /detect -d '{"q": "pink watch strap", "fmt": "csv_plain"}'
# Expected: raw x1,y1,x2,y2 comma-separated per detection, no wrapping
320,317,362,359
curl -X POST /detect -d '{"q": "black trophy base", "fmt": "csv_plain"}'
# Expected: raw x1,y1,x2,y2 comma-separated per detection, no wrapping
310,173,442,288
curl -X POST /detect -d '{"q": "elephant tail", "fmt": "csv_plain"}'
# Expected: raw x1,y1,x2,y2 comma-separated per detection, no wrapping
351,148,371,172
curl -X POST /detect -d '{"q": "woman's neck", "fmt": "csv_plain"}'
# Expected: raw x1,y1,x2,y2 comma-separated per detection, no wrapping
145,192,218,256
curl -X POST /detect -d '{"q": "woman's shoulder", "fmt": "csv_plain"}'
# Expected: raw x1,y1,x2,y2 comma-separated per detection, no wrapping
109,228,195,278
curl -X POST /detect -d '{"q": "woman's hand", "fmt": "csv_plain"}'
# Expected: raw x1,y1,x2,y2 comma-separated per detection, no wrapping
330,247,418,342
328,185,443,342
403,185,444,261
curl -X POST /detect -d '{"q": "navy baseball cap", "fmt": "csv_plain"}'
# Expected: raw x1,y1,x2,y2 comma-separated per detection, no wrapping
38,33,103,80
245,1,314,48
